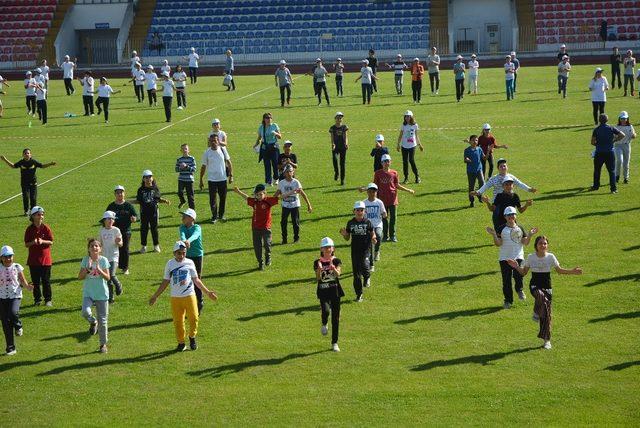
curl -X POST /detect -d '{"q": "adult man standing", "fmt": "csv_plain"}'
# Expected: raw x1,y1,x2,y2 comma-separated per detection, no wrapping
367,49,378,93
199,134,232,223
426,47,440,95
610,46,622,89
591,113,625,194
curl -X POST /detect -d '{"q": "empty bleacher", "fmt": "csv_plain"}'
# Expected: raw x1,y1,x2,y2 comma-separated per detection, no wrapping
0,0,57,63
534,0,640,45
142,0,430,58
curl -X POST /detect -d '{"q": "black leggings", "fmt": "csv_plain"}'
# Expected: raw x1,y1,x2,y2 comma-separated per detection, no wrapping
118,231,131,271
147,89,157,106
429,72,440,92
401,147,419,181
624,74,635,94
95,97,110,121
412,80,422,102
178,180,195,209
455,78,465,101
499,259,523,304
176,89,186,107
332,149,346,182
351,251,370,298
208,180,227,220
134,84,145,102
36,99,47,124
279,84,291,106
280,207,300,241
335,75,343,96
187,256,203,313
592,101,605,125
63,78,74,95
162,96,172,121
140,210,159,246
29,265,51,303
189,67,198,84
361,83,372,104
611,66,621,88
0,298,22,353
26,95,36,114
320,296,341,344
20,182,37,213
83,95,94,115
481,153,494,179
316,81,329,104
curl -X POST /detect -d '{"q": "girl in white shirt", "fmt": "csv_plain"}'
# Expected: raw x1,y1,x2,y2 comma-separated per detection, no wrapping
130,51,140,75
467,54,479,94
94,77,121,124
24,71,37,116
99,211,123,304
131,62,145,103
35,82,47,125
61,55,76,95
396,110,423,184
588,68,609,125
185,47,200,84
173,64,187,109
614,111,636,183
40,60,50,89
145,65,158,107
504,56,515,100
355,59,377,104
507,236,582,350
78,70,95,116
159,72,175,123
161,59,171,75
0,245,33,356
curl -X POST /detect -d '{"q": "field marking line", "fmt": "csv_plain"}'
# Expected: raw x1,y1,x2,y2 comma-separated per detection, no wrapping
0,83,278,207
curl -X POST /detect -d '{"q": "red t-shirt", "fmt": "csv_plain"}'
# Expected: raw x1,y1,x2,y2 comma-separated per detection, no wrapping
24,223,54,266
247,196,279,229
374,168,399,206
478,134,496,156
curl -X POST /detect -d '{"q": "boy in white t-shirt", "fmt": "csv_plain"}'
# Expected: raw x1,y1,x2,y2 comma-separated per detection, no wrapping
274,165,312,244
362,183,386,271
145,65,158,107
149,241,217,352
99,211,123,303
467,54,479,95
173,64,187,109
486,206,537,309
60,55,76,95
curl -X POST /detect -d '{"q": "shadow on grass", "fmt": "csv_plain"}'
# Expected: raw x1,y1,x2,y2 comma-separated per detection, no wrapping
398,206,468,216
404,244,492,258
583,273,640,287
53,257,83,266
623,244,640,252
201,267,257,279
410,347,539,371
300,213,348,224
41,318,172,343
204,246,253,256
51,276,77,286
0,353,78,374
533,187,590,202
38,350,175,376
415,188,464,197
282,243,349,255
236,304,318,321
588,310,640,323
20,305,82,318
604,360,640,371
187,350,326,378
395,306,502,325
537,124,593,132
399,271,495,288
568,206,640,220
323,187,359,194
265,272,352,289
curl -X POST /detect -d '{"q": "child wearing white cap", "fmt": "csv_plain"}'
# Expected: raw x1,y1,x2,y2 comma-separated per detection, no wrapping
60,55,76,95
333,58,344,96
274,164,312,244
99,211,123,303
427,47,440,94
173,64,187,109
557,55,571,98
340,201,376,302
410,58,424,103
159,71,175,122
0,245,33,356
185,48,200,84
145,65,158,107
79,71,95,116
275,60,293,107
386,54,407,95
397,110,423,184
453,55,465,102
94,77,121,124
131,62,146,103
355,59,376,104
361,183,386,270
133,170,171,253
160,59,171,76
179,209,205,313
176,144,196,210
373,154,415,242
314,237,344,352
504,55,516,100
370,134,389,172
224,49,235,91
589,68,609,125
614,111,636,184
24,71,37,116
468,54,479,95
313,59,331,106
149,241,217,352
209,118,228,147
486,206,537,309
623,49,636,96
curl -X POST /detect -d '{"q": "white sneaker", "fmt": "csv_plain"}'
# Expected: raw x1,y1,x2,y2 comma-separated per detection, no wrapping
543,341,552,349
503,302,512,309
321,325,328,336
370,265,375,272
122,269,130,275
356,295,364,303
153,245,161,253
374,251,380,261
532,313,539,322
331,343,340,352
45,301,53,307
177,106,183,110
517,290,526,301
365,278,371,287
6,349,16,356
16,328,23,336
140,246,147,254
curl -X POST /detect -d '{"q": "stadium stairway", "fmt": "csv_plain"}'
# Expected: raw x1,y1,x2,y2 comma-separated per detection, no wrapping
39,0,74,63
126,0,157,56
429,0,448,53
516,0,536,51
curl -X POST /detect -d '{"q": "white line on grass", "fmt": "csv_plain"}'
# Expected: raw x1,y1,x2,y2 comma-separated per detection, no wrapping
0,83,278,207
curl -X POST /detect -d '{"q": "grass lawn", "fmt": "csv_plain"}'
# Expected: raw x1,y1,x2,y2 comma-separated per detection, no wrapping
0,63,638,426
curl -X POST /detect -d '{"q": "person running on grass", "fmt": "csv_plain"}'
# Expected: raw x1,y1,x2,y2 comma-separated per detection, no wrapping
315,237,344,352
185,47,200,84
133,170,171,254
589,68,609,125
78,70,95,116
410,58,424,104
397,110,423,184
330,112,348,185
78,238,110,354
24,71,36,117
480,175,532,230
159,71,175,122
1,149,56,217
106,185,137,276
176,143,196,210
173,64,187,109
557,55,571,98
24,206,53,306
60,55,76,95
504,55,516,100
453,55,465,102
277,140,297,180
361,183,386,272
427,47,441,95
477,123,508,180
507,235,582,350
613,110,636,184
486,206,537,309
370,134,389,172
209,118,229,148
313,58,330,106
200,134,233,223
178,208,205,314
254,112,282,186
145,65,158,107
131,62,145,103
623,49,636,97
355,59,377,105
149,241,218,352
339,201,376,303
94,77,121,124
464,134,485,208
0,245,33,356
274,164,312,244
99,211,123,304
471,158,536,203
0,74,11,118
468,54,479,94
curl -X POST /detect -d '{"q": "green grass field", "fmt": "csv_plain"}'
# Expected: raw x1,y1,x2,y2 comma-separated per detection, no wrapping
0,63,638,426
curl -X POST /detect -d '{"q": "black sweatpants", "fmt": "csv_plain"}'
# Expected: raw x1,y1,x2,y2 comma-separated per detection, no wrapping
429,72,440,92
361,83,372,104
335,75,343,96
280,206,300,242
593,151,616,192
332,149,346,183
119,231,131,271
189,67,198,84
320,296,341,344
26,95,36,115
252,228,271,263
147,89,157,106
279,84,291,106
83,95,94,115
382,204,397,240
0,298,22,353
29,264,51,303
351,250,370,298
178,180,195,209
467,171,485,203
611,66,621,88
21,182,37,213
187,255,203,313
316,81,330,105
162,96,172,121
499,259,523,304
624,74,635,94
208,180,227,220
412,80,422,102
134,84,145,102
481,153,494,179
455,78,465,101
592,101,605,125
176,88,186,107
63,77,74,95
36,99,47,124
140,209,159,246
401,147,419,181
95,97,110,121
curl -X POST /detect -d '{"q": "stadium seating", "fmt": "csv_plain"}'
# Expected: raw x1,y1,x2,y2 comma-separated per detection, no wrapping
0,0,57,62
534,1,640,45
142,0,430,57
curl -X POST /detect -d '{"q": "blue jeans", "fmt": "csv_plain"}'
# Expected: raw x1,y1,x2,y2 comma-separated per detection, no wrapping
82,297,109,346
262,147,280,184
505,80,514,100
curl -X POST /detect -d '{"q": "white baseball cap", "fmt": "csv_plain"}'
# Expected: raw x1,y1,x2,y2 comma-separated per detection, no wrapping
404,110,413,117
510,51,516,56
619,110,629,119
362,59,369,64
279,59,286,64
173,241,187,252
132,50,138,55
335,111,344,117
64,55,70,59
35,68,42,73
483,123,491,130
211,118,220,124
191,47,195,51
413,57,419,61
30,206,44,216
114,185,125,191
315,58,322,62
396,53,402,57
283,140,293,146
502,174,515,183
180,208,197,220
381,154,391,162
503,206,518,216
471,54,477,58
595,67,603,72
163,59,168,64
367,183,378,190
375,134,385,141
456,55,463,60
336,58,342,61
320,237,334,248
1,246,14,257
560,44,566,48
102,210,116,220
562,55,569,60
25,71,32,76
353,201,366,210
142,169,153,177
147,64,154,69
162,71,170,77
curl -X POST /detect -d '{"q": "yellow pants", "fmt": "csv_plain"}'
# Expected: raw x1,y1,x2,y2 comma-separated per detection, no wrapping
171,295,198,343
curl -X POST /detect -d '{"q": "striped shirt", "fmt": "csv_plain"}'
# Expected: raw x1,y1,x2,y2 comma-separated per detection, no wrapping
391,61,407,75
477,173,532,202
175,155,196,182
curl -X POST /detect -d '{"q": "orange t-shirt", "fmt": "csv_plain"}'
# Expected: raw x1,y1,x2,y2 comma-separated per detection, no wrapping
411,64,424,81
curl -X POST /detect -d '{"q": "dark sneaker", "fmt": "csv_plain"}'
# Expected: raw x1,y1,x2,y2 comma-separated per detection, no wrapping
391,236,398,242
211,217,217,224
265,257,272,267
178,201,185,209
282,238,287,245
415,177,421,184
293,237,299,243
115,284,123,296
189,337,197,351
258,262,264,271
89,322,98,335
176,343,187,352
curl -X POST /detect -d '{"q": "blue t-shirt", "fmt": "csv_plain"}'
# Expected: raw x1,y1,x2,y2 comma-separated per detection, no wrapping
592,124,621,153
81,256,110,301
454,62,465,80
179,224,203,258
258,123,280,146
464,146,483,173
